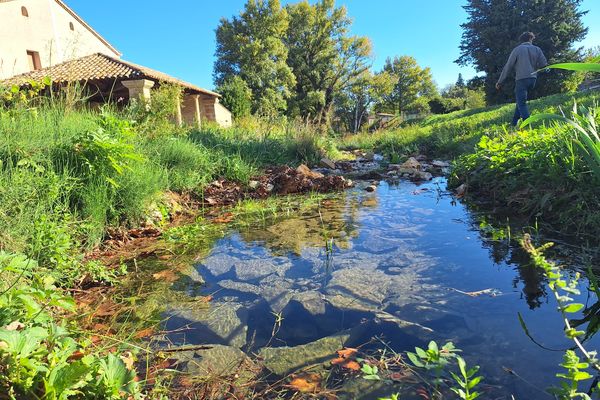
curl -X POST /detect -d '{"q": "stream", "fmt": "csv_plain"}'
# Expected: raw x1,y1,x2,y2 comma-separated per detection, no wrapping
148,177,599,399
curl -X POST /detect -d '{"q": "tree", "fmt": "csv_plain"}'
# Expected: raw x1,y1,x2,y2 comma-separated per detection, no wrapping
285,0,372,124
380,56,437,115
335,70,395,133
216,76,252,119
214,0,295,116
456,0,588,104
456,73,465,88
456,0,587,103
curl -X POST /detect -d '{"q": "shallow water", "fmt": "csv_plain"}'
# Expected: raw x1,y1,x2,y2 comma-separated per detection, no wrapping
161,178,599,399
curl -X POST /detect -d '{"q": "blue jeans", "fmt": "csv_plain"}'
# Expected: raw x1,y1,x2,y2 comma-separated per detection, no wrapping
512,77,537,126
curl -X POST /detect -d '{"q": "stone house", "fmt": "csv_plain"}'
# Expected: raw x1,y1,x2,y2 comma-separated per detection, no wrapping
0,0,232,127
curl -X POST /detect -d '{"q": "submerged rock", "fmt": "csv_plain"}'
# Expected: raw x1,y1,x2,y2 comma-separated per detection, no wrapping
167,301,248,348
199,253,291,281
259,331,350,375
175,344,249,376
325,266,390,306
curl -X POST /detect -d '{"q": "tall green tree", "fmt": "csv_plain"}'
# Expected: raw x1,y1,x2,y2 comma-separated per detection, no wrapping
285,0,372,124
214,0,295,116
335,70,395,133
456,0,588,104
456,73,466,88
380,55,437,115
216,76,252,119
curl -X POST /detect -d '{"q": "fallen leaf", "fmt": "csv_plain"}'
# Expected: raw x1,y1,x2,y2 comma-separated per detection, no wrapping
152,270,178,282
389,371,410,381
197,295,213,303
90,336,102,345
288,373,321,393
134,327,155,339
341,360,360,371
68,350,85,361
4,321,24,331
120,351,135,370
213,213,234,224
94,300,120,317
331,357,346,365
336,347,358,359
178,375,196,388
92,323,111,332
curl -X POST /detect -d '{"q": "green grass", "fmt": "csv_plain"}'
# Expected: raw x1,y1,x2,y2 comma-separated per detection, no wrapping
341,91,599,160
0,95,329,261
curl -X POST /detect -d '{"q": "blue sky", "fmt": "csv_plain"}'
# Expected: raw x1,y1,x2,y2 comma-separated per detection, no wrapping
68,0,599,91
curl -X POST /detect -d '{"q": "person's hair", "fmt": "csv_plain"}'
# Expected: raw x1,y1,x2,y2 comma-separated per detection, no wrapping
519,32,535,42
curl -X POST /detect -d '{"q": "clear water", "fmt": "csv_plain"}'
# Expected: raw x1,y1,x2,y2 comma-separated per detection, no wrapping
162,177,598,399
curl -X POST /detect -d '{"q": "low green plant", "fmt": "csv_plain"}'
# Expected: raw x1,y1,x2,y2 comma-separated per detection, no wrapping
407,341,460,387
450,356,483,400
550,350,595,400
360,363,381,380
0,252,143,399
521,235,600,398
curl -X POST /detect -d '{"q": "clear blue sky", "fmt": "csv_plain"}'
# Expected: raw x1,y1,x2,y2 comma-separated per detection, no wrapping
68,0,599,91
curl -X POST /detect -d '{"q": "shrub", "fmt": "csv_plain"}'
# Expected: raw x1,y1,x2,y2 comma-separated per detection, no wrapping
0,252,142,399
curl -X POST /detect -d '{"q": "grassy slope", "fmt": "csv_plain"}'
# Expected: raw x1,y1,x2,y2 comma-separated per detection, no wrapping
342,91,598,160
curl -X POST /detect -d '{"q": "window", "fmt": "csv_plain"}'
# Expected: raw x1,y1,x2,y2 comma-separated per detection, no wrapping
69,22,74,31
26,51,41,71
21,6,28,17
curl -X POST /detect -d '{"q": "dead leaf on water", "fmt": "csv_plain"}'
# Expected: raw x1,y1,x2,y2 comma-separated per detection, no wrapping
336,347,358,359
152,270,178,282
134,327,155,339
331,357,360,371
287,372,321,393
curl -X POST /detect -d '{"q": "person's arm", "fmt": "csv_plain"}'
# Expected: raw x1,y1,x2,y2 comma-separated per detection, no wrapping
537,49,548,69
497,48,517,86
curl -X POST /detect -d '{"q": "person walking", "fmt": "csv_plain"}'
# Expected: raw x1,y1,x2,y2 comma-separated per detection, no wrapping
496,32,547,127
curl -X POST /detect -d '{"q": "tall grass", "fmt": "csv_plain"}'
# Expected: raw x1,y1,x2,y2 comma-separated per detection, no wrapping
0,89,330,257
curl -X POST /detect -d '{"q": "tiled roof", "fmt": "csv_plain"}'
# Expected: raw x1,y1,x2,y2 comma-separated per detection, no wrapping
2,53,220,97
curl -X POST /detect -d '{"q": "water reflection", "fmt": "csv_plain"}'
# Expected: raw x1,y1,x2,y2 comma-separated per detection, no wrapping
151,178,599,398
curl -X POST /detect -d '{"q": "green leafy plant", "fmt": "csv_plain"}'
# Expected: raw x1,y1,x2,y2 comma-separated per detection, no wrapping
520,235,600,398
0,252,142,399
360,363,381,380
549,350,595,400
407,341,460,387
450,356,483,400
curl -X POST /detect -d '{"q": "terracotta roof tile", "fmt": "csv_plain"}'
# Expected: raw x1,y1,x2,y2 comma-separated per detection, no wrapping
1,53,220,97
